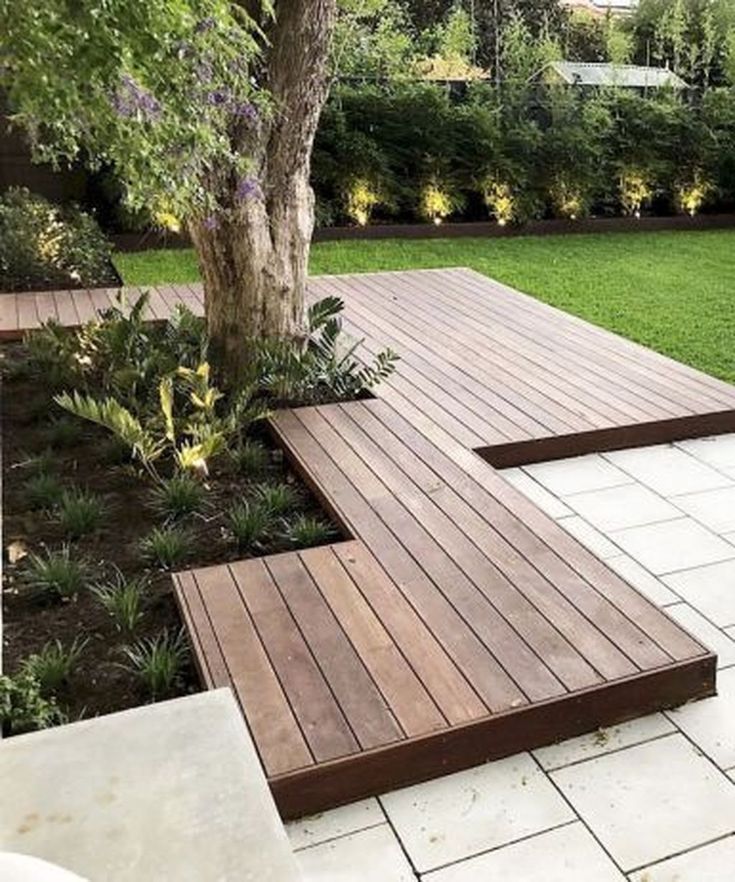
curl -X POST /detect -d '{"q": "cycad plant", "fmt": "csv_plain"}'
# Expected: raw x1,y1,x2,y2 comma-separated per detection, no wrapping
254,296,398,405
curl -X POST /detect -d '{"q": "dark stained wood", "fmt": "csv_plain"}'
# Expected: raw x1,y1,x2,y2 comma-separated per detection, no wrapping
7,268,727,819
271,654,716,819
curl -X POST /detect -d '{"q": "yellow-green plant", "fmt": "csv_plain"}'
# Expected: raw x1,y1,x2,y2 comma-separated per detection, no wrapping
344,177,380,226
549,175,586,220
55,362,258,481
418,178,456,224
676,170,713,216
619,168,653,217
481,178,515,225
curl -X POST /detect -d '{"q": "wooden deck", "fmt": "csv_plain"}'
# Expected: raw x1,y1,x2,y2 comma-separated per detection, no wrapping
5,269,735,463
3,269,727,818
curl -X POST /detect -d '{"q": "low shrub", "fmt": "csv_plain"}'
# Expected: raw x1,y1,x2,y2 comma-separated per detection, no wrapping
121,629,189,700
0,188,115,292
231,439,270,476
55,488,106,539
149,474,206,521
227,500,273,551
139,525,192,569
24,546,88,602
91,569,147,634
25,473,64,511
285,514,338,549
253,482,301,517
0,671,63,736
21,636,88,696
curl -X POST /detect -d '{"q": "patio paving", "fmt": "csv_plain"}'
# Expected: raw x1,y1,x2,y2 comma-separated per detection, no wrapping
287,434,735,881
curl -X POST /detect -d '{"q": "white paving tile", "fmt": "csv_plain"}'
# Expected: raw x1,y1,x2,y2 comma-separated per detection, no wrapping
380,753,573,873
562,483,679,533
605,555,679,606
604,446,732,497
287,799,384,850
609,518,735,575
296,824,415,882
665,603,735,668
501,468,572,519
551,734,735,871
676,434,735,469
524,454,632,497
557,515,621,559
663,560,735,627
666,667,735,770
421,822,624,881
673,485,735,535
533,713,675,771
629,834,735,882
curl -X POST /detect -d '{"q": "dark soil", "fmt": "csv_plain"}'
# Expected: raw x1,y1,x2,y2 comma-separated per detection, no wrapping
1,344,341,724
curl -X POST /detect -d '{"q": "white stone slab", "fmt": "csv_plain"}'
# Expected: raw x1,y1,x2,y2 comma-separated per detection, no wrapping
605,555,679,606
501,468,572,519
287,799,384,851
604,446,732,497
380,753,573,873
666,666,735,769
675,434,735,469
533,713,675,771
0,690,300,882
296,824,414,882
665,603,735,667
551,735,735,871
610,518,735,575
421,822,625,882
562,483,679,533
663,559,735,627
557,516,621,559
524,454,631,497
629,834,735,882
673,486,735,535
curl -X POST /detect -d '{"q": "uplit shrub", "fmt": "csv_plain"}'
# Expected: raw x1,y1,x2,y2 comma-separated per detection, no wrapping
418,177,460,224
676,170,714,216
619,168,654,217
481,178,516,225
344,177,381,226
549,175,588,220
0,188,115,292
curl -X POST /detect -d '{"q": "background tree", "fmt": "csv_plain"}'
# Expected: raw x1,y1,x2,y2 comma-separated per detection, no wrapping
1,0,338,377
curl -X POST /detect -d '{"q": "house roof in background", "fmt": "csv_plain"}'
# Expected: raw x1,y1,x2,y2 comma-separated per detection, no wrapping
543,61,689,89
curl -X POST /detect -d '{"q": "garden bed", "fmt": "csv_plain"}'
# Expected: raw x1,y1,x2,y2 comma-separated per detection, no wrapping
1,345,340,722
0,291,385,731
111,212,735,252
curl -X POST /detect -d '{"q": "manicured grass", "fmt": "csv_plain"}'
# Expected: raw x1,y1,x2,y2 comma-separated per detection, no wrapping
114,229,735,383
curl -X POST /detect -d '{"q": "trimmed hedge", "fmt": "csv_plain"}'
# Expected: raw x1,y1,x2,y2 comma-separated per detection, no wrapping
312,82,735,226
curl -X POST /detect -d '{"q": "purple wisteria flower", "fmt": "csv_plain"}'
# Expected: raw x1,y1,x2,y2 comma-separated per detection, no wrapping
236,176,262,201
232,101,258,122
203,215,219,231
194,16,217,34
111,74,161,122
206,88,231,107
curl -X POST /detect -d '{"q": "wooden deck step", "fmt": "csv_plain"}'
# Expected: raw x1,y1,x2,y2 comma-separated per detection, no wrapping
175,535,714,819
176,396,715,819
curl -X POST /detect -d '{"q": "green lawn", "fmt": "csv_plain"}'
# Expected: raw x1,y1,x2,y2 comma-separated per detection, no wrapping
114,229,735,384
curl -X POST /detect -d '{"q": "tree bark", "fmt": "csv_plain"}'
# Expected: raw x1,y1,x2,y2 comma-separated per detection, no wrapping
191,0,337,380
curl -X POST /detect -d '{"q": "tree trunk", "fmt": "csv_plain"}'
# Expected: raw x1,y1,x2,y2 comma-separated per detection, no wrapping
189,168,314,378
191,0,337,381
